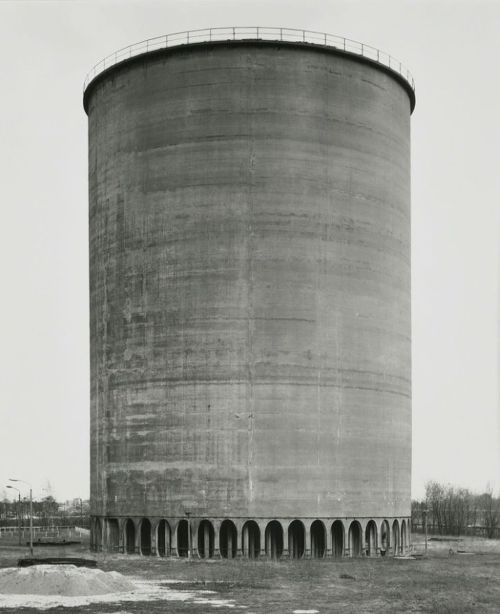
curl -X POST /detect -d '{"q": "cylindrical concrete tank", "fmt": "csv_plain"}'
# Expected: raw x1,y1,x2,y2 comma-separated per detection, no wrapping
84,29,415,557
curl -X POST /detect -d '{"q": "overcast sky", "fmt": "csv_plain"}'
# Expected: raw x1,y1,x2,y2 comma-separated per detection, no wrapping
0,0,499,502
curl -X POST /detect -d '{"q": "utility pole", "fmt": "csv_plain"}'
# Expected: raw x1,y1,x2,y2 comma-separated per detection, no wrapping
29,488,33,556
423,506,428,555
17,492,21,546
9,479,33,557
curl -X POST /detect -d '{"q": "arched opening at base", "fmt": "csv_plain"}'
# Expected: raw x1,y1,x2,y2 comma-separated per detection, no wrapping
177,520,189,557
140,518,152,555
311,520,326,558
365,520,377,556
220,520,237,559
107,519,119,552
265,520,283,560
94,518,102,552
348,521,362,557
288,520,305,559
157,520,171,557
242,520,260,559
392,520,400,556
197,520,215,559
380,520,390,556
401,519,407,554
332,520,344,557
125,519,135,554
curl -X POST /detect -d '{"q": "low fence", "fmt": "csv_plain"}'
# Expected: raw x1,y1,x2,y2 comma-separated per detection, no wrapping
0,526,89,540
0,518,90,530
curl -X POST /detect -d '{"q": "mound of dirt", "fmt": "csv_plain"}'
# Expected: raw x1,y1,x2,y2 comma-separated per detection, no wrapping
0,565,135,596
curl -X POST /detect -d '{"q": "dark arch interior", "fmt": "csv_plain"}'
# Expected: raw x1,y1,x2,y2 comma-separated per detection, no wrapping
140,518,152,555
401,520,407,552
242,521,260,559
380,521,390,555
392,521,400,555
157,520,170,557
198,520,215,559
311,520,326,558
94,518,102,551
288,520,305,559
177,520,189,557
265,521,283,560
220,520,237,559
349,522,362,557
332,521,344,557
107,518,119,552
125,519,135,554
365,521,377,556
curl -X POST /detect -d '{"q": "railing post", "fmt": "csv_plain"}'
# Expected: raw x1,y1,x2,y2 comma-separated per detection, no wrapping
256,27,259,39
324,33,327,45
165,34,168,46
377,49,379,61
209,28,212,41
187,31,189,43
233,27,235,40
280,28,283,40
303,30,305,42
361,43,364,55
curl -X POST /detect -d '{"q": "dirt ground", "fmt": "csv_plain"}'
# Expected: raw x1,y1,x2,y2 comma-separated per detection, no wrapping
0,533,499,613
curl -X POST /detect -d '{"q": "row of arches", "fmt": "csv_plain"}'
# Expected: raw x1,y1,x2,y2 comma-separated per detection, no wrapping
92,517,409,558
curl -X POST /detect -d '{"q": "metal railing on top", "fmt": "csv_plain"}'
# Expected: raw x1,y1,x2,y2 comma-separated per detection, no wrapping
83,27,415,93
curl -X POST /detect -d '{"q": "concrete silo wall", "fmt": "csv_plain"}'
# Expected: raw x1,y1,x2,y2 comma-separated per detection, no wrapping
86,41,412,547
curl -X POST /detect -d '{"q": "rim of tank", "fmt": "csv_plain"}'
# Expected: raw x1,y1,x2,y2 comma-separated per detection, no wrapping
83,26,416,113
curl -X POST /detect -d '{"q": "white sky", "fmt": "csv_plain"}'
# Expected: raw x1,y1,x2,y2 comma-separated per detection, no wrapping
0,0,499,502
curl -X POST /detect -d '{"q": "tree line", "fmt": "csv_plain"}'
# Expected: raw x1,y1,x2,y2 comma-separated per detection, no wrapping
412,481,499,538
0,495,90,528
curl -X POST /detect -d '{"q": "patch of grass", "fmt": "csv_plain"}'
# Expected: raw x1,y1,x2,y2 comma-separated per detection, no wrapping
0,535,499,612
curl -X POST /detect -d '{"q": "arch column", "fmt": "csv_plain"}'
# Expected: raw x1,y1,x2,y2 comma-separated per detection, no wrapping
241,521,248,558
343,519,351,557
401,519,407,554
325,521,332,557
304,521,312,559
118,518,125,553
212,519,221,558
377,521,383,556
150,519,158,556
192,519,200,558
234,519,244,558
101,517,107,552
281,520,290,559
134,518,141,554
257,521,266,559
172,519,180,557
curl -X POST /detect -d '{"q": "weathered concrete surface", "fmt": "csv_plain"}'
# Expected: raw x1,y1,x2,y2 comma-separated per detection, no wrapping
86,42,412,521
